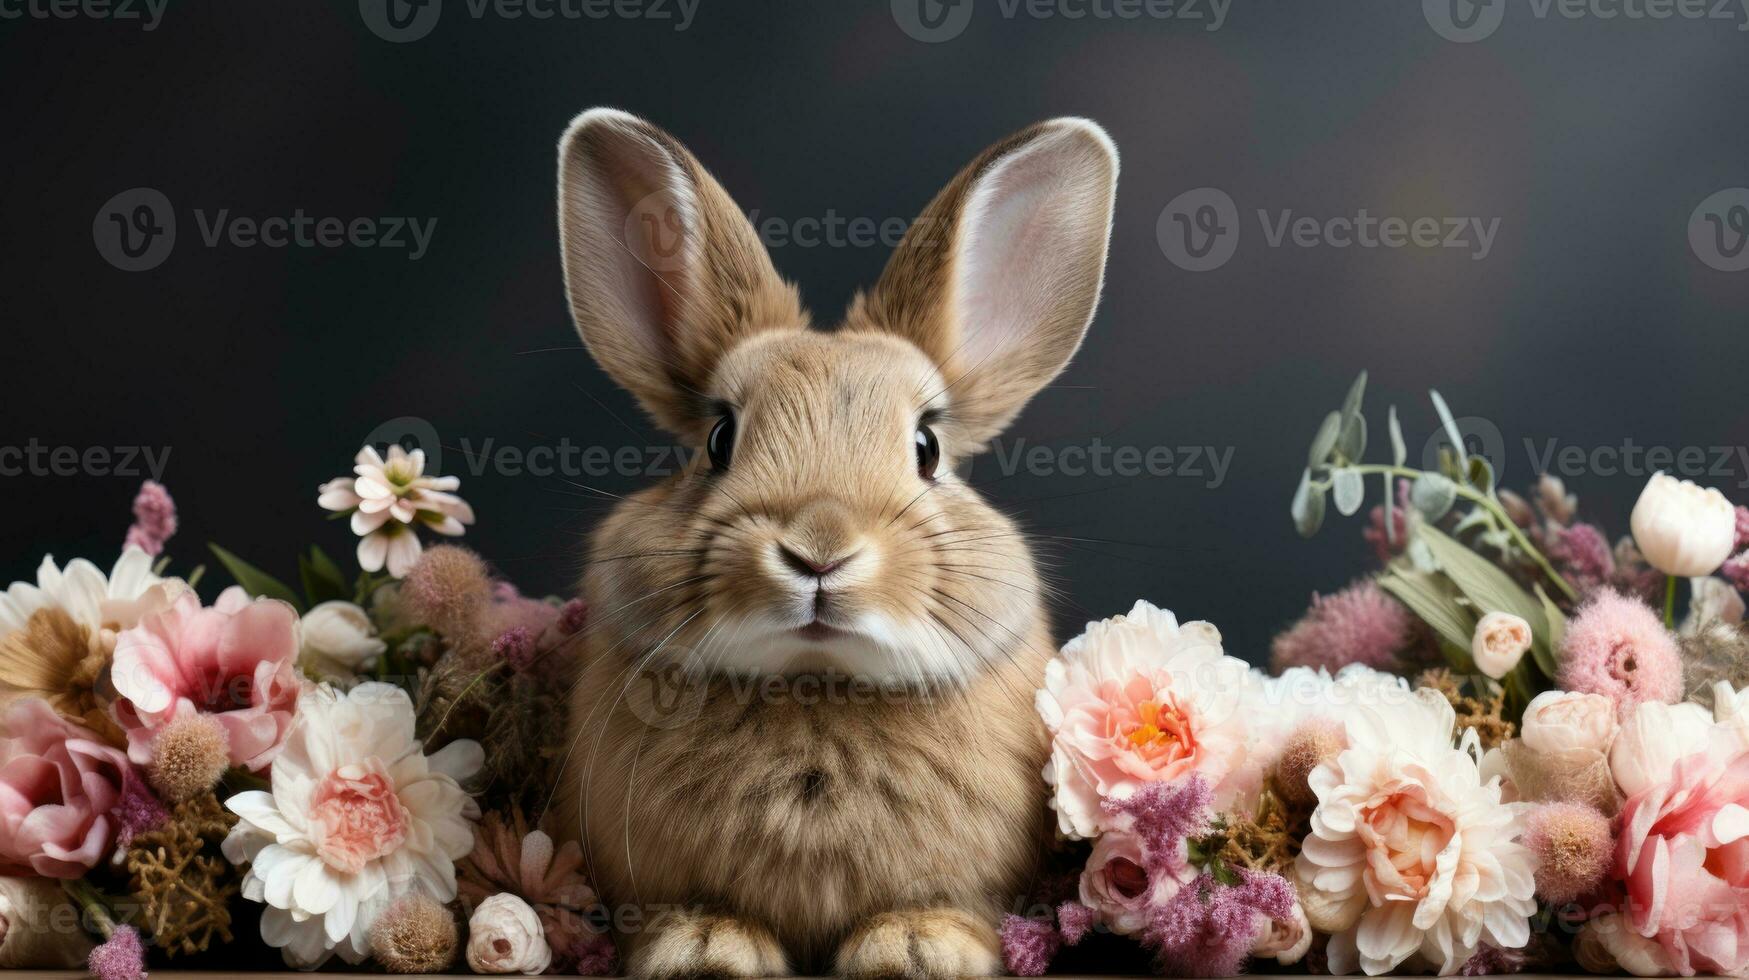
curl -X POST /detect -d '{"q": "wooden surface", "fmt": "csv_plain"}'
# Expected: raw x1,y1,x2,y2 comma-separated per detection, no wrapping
0,974,1629,979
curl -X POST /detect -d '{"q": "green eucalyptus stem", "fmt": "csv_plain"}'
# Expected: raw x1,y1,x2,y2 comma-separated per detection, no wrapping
61,878,117,939
1664,575,1678,629
1339,463,1578,601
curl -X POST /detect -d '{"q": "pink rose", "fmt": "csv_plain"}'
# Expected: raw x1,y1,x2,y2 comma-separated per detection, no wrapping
1471,611,1533,680
1615,736,1749,976
1078,829,1191,936
110,587,304,772
0,699,131,878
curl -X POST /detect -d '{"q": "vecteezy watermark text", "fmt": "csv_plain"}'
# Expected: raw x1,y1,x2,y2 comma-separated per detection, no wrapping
988,438,1234,488
94,189,438,271
1,441,172,480
1424,0,1749,43
0,0,166,29
891,0,1227,43
359,0,698,43
1158,187,1500,272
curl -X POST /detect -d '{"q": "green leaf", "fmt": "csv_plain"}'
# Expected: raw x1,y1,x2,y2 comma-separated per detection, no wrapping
1388,405,1406,466
1341,371,1369,428
1466,454,1496,496
1379,564,1477,651
299,546,350,606
1332,468,1365,516
1308,411,1342,467
208,544,303,610
1338,413,1368,463
1416,524,1560,670
1292,468,1327,537
1429,389,1466,462
1383,471,1397,546
1409,473,1457,521
1531,584,1567,679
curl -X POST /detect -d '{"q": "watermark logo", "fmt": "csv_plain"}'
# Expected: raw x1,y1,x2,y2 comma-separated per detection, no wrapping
891,0,975,41
1157,187,1240,273
1423,0,1505,42
0,0,167,30
1690,188,1749,272
1421,416,1507,485
94,190,439,270
362,416,446,476
360,0,442,42
93,188,175,272
1158,187,1501,271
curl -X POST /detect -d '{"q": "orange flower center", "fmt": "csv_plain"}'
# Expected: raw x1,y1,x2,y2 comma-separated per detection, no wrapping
1122,697,1195,758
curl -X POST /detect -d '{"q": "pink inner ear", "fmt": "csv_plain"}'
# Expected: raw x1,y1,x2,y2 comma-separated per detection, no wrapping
952,127,1111,370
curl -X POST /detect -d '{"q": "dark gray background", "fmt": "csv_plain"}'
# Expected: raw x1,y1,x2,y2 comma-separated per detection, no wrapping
5,0,1749,662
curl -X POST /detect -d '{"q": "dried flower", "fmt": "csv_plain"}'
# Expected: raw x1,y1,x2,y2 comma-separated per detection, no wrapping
370,894,458,974
556,598,588,635
87,925,146,980
113,775,169,849
122,480,177,557
1522,802,1612,905
998,914,1061,977
492,627,536,672
1537,474,1578,526
458,807,599,959
1557,589,1682,713
125,793,239,957
146,713,230,803
401,545,492,641
1547,522,1616,597
1271,718,1343,808
1269,580,1413,675
1630,471,1736,577
1147,869,1295,977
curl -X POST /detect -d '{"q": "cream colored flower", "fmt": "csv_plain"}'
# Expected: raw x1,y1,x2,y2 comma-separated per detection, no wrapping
1520,690,1617,756
466,893,552,975
1609,699,1713,798
0,548,180,640
222,682,482,968
1630,472,1736,577
1295,691,1536,975
1684,576,1745,635
318,446,475,578
299,601,387,681
1470,611,1531,680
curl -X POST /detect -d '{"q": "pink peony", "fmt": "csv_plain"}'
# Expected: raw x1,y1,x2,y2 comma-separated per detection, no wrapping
1269,580,1414,674
1038,602,1261,837
1557,589,1682,715
110,586,304,772
0,699,132,878
1615,736,1749,976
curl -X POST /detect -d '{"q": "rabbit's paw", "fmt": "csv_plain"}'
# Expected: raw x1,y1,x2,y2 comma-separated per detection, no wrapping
834,909,1000,979
628,911,789,979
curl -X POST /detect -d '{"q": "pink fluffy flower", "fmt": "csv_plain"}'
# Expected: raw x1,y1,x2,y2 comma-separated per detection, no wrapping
110,586,304,772
1556,589,1682,715
1615,738,1749,976
998,914,1061,977
1269,580,1414,674
0,698,132,878
87,925,146,980
121,480,177,558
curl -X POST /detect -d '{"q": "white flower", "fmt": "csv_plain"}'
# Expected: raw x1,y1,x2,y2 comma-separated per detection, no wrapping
1630,472,1736,577
299,601,388,681
465,893,553,975
0,548,182,641
1520,690,1618,756
1684,576,1745,635
1295,691,1537,976
221,682,483,968
1037,600,1262,838
1470,611,1532,680
1609,699,1714,797
1253,899,1313,966
318,446,475,578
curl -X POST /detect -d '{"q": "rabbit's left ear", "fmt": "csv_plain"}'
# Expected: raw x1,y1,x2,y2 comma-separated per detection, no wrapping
852,118,1118,443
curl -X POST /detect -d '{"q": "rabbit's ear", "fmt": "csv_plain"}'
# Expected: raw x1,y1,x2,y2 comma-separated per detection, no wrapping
558,109,804,433
855,119,1118,443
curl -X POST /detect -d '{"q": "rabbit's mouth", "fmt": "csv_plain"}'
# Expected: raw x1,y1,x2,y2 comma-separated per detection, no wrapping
795,621,849,642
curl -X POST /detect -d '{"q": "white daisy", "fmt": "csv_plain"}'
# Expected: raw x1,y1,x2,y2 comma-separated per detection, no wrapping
318,445,475,578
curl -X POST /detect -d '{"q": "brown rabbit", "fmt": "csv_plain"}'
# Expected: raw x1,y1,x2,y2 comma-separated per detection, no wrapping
554,108,1117,978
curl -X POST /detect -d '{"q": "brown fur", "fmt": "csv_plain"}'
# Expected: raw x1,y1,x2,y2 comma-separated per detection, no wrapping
552,109,1118,977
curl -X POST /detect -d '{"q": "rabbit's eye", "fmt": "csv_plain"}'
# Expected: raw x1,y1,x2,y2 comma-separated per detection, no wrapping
915,424,941,480
707,414,736,471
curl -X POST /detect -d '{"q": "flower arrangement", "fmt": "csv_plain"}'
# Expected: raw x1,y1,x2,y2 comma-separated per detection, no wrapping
0,449,610,976
1001,372,1749,977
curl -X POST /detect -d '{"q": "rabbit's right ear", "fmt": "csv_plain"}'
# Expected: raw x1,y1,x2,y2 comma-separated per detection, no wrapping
558,109,804,434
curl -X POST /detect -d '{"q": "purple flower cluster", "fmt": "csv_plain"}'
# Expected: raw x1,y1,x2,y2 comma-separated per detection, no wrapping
122,480,177,557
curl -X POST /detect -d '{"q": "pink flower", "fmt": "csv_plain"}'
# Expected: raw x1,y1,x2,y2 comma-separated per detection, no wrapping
1615,737,1749,976
0,699,132,878
87,925,146,980
1269,580,1414,674
121,480,177,558
110,586,304,772
1548,522,1616,597
1079,829,1191,936
1038,602,1261,837
1557,589,1682,715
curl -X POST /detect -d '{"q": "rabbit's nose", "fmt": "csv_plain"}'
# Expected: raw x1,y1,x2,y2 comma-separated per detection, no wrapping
776,543,854,579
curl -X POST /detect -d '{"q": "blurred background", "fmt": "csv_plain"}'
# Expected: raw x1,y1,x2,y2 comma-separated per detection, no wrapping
4,0,1748,662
